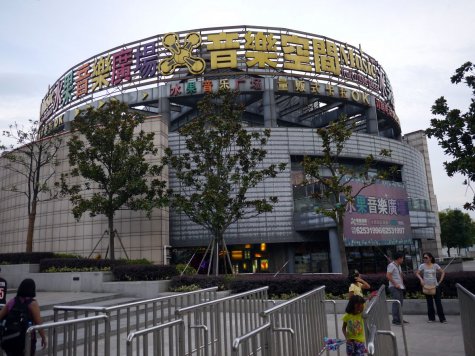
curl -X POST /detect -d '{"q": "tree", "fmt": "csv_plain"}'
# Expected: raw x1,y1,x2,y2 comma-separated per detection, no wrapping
59,101,168,260
164,89,286,275
301,116,395,276
1,120,62,253
426,61,475,210
439,209,475,257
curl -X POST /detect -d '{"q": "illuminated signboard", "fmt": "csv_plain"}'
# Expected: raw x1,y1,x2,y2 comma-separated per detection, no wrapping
39,26,395,127
343,182,412,246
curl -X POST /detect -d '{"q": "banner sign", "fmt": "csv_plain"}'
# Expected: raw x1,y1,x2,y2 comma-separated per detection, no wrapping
39,26,395,127
343,182,412,246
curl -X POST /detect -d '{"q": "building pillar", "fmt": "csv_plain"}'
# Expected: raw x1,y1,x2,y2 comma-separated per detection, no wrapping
158,85,171,125
263,78,277,128
329,228,342,273
366,99,379,135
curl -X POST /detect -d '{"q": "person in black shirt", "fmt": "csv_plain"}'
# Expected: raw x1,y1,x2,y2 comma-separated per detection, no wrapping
0,267,7,305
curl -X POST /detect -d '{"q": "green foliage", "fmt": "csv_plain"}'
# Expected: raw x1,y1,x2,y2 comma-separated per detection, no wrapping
439,209,475,256
169,272,472,299
164,89,286,274
270,292,299,300
170,275,231,291
426,61,475,210
1,120,62,252
176,263,198,275
169,284,201,292
39,258,123,272
301,115,396,275
43,266,111,272
59,101,168,260
325,292,348,300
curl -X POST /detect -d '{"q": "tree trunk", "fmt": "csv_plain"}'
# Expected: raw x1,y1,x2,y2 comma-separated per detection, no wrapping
213,236,220,276
447,248,451,257
336,211,349,276
108,216,115,260
26,202,37,253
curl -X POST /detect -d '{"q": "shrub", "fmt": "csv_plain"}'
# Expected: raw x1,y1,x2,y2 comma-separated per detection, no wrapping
168,271,475,299
40,258,124,272
112,264,179,281
121,258,153,265
169,275,231,291
176,263,198,276
0,252,56,264
169,284,201,292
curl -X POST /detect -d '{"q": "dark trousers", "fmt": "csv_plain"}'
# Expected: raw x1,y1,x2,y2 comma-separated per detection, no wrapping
426,286,446,322
389,286,404,323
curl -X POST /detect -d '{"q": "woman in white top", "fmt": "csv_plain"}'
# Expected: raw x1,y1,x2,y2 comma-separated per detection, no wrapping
415,252,447,323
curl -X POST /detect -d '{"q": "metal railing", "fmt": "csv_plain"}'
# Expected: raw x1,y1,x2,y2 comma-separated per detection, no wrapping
363,285,408,356
231,322,271,356
25,314,110,356
258,286,327,356
324,299,341,356
53,287,218,356
175,286,270,356
126,319,185,356
456,283,475,356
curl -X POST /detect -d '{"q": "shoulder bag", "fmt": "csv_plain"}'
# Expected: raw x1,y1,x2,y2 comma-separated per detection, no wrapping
422,285,436,295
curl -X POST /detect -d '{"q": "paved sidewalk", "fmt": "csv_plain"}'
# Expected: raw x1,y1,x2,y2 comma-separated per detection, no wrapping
326,312,464,356
391,314,464,356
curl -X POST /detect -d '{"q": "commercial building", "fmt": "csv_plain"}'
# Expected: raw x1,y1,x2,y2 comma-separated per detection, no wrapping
0,26,441,273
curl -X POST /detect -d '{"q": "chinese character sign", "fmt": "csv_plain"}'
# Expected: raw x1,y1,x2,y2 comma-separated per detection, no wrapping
343,182,412,246
39,26,395,127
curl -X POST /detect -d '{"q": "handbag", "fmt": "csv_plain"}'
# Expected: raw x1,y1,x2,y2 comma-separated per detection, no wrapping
422,285,436,295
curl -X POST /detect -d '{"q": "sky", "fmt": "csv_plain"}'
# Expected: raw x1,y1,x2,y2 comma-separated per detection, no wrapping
0,0,473,218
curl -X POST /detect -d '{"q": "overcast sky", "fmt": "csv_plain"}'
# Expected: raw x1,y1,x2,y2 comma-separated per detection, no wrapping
1,0,473,217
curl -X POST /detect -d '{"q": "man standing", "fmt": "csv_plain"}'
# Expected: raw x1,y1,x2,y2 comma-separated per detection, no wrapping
0,267,7,305
387,251,407,325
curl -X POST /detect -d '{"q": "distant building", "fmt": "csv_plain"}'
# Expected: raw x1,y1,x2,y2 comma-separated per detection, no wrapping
0,26,441,272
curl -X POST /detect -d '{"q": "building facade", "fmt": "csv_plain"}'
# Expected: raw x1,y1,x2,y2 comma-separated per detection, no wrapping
0,26,441,272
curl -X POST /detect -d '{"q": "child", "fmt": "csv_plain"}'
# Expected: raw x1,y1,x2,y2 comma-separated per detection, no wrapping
342,295,366,356
348,270,370,298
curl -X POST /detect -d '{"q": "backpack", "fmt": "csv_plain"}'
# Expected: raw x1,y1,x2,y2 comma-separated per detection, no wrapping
0,297,32,354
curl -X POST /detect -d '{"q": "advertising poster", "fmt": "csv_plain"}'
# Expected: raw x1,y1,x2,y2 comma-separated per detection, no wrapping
343,181,412,246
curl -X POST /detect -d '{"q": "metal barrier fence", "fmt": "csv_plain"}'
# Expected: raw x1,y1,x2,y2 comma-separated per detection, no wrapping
363,284,408,356
175,286,270,356
456,283,475,356
53,287,218,356
231,322,271,356
256,286,327,356
126,319,185,356
25,314,110,356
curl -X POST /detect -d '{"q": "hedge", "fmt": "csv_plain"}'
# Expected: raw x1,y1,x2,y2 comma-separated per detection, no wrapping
170,271,475,298
39,258,125,272
0,252,56,264
112,264,179,281
170,275,231,291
